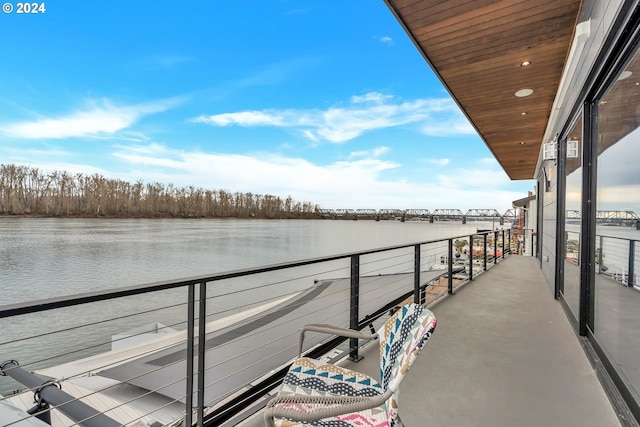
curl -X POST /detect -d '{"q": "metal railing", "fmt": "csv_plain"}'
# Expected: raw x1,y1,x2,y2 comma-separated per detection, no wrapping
0,229,513,427
596,234,639,287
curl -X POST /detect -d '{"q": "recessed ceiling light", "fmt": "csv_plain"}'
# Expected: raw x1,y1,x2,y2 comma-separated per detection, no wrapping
520,112,527,116
521,61,532,67
519,141,527,145
515,88,534,97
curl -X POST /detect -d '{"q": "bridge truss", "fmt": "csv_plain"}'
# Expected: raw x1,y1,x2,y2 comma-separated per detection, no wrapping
318,208,639,223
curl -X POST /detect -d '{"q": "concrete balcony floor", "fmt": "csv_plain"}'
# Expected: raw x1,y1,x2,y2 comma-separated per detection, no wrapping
249,256,622,426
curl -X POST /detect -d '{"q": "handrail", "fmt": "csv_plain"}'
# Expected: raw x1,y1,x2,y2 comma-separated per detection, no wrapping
0,360,120,427
566,230,639,287
597,234,638,287
0,230,504,319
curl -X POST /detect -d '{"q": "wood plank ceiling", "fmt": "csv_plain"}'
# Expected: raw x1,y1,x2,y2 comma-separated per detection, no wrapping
385,0,582,180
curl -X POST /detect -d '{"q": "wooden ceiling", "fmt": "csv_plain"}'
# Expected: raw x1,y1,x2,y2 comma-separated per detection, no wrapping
385,0,582,180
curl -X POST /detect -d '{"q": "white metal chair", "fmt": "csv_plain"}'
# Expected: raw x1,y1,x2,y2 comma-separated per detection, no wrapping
264,303,437,427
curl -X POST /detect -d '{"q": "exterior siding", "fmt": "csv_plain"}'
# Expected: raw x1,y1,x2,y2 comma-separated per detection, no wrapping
541,173,558,292
537,0,625,292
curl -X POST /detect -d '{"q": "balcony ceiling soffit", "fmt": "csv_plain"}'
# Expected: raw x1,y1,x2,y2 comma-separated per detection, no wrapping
386,0,582,180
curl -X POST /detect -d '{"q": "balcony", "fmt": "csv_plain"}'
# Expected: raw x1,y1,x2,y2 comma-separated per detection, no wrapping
0,231,625,426
242,255,620,427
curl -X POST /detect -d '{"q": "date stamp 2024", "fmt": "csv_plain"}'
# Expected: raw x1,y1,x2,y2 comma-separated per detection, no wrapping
2,2,46,14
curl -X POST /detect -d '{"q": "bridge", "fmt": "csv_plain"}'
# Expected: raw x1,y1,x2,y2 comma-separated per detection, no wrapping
566,210,639,224
318,208,639,225
319,208,520,223
503,209,518,221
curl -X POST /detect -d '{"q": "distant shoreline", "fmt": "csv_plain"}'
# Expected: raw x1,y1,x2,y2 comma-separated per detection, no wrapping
0,213,438,221
0,213,324,220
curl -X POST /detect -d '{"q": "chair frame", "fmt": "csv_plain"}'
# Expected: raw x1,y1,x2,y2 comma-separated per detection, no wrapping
264,304,435,427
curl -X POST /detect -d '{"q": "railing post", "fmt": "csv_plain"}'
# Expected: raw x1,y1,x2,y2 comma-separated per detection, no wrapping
505,230,508,255
598,235,604,274
414,244,421,304
629,240,636,287
468,235,473,280
483,233,488,270
512,230,515,254
494,231,498,264
531,229,534,256
185,284,195,427
502,230,505,259
349,255,362,361
448,239,453,295
197,282,207,426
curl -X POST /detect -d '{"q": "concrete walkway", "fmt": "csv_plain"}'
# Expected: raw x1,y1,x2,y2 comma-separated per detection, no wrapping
338,255,621,426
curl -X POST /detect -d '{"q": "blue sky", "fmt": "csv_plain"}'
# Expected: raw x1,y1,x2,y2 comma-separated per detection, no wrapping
0,0,533,211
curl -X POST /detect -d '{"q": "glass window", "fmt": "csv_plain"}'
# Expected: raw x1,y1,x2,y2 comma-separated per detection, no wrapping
594,46,640,402
562,115,583,319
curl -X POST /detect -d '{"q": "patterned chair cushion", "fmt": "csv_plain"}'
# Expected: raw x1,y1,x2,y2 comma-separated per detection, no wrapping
269,304,436,427
378,304,436,423
273,357,389,427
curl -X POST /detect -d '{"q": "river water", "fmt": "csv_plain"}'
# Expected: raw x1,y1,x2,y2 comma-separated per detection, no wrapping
0,217,500,304
0,217,499,395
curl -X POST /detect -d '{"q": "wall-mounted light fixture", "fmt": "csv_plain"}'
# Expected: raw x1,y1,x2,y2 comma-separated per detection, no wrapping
543,165,552,192
543,141,557,160
567,139,579,158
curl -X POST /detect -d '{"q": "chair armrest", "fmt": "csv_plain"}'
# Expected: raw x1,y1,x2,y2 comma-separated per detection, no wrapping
264,390,390,426
298,324,377,357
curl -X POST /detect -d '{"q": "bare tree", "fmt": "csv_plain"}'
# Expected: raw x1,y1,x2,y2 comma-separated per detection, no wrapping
0,164,322,219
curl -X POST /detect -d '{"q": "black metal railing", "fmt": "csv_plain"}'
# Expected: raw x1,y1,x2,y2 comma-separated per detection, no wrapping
0,229,514,427
595,234,639,287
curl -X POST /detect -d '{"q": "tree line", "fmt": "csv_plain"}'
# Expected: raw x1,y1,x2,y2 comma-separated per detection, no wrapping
0,164,321,219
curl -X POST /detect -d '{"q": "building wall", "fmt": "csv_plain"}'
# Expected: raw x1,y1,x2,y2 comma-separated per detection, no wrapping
537,0,626,292
541,0,626,145
526,196,537,257
535,0,640,418
540,170,558,291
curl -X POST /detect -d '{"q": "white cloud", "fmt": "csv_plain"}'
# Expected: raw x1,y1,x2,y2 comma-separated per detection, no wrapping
6,140,528,211
7,160,109,178
2,146,70,161
421,117,475,136
350,146,390,158
302,129,320,142
351,92,392,104
375,36,394,46
192,110,286,126
106,143,527,211
435,165,508,190
373,146,390,157
192,93,472,143
424,158,450,166
1,98,181,139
